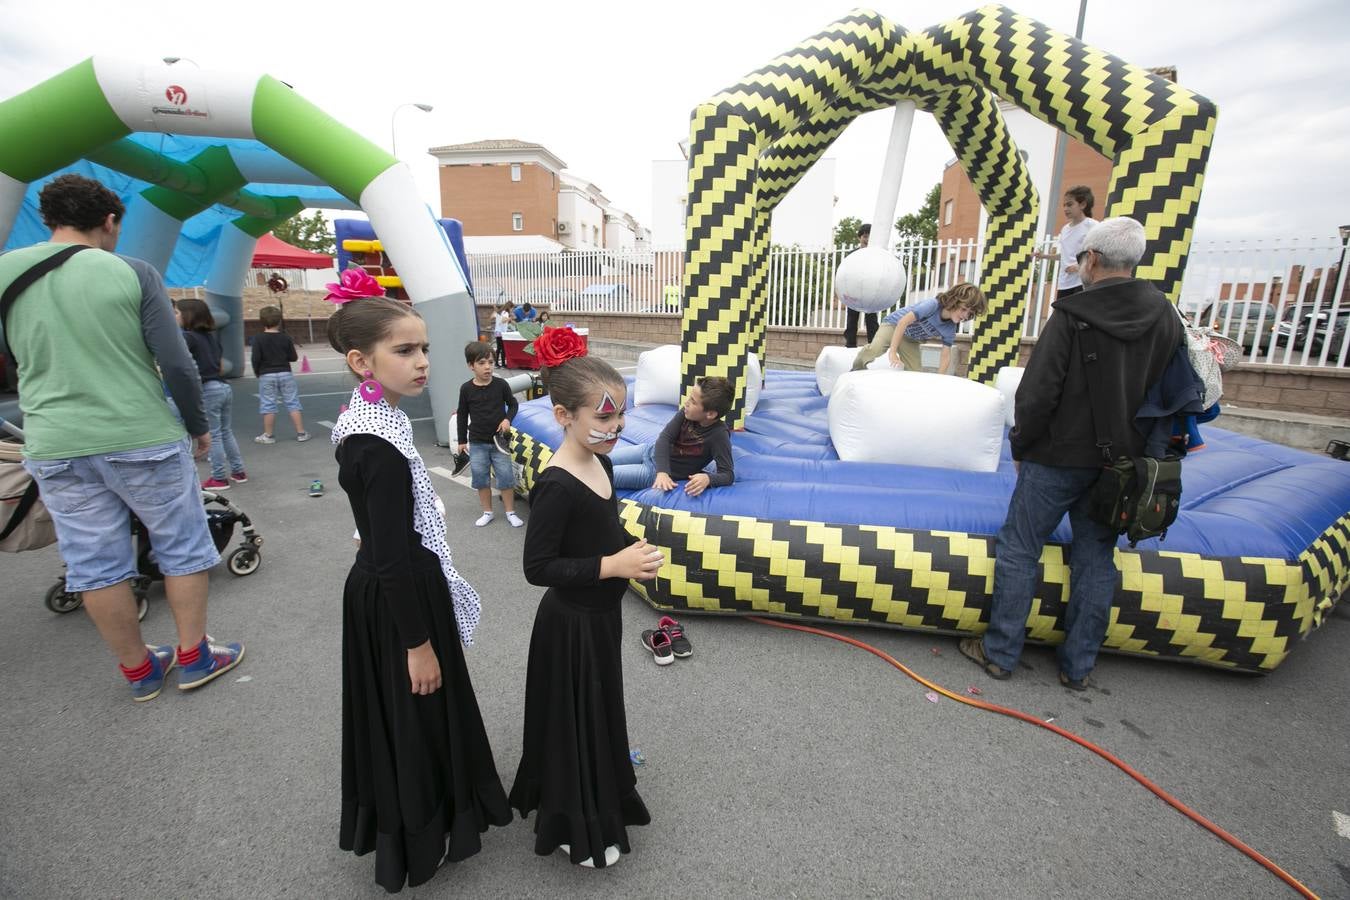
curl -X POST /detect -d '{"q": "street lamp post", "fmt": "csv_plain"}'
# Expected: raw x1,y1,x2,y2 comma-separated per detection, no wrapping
390,103,433,158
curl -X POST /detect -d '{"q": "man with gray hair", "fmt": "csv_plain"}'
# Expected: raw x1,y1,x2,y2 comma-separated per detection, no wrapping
960,216,1182,690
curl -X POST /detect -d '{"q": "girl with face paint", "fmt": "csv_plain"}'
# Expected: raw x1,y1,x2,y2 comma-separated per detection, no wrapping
510,351,662,869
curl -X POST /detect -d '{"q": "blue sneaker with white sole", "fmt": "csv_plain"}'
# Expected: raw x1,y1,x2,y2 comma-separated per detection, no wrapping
130,644,177,702
177,636,245,691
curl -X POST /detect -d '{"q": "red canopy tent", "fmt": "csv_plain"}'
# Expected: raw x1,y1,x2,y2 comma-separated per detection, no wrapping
251,233,333,269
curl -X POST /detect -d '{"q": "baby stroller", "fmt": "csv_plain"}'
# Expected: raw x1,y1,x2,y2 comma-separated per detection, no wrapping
44,489,264,618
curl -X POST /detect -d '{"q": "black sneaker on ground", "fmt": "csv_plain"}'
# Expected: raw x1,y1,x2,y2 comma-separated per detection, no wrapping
493,432,512,455
657,615,693,658
451,450,471,478
640,629,674,666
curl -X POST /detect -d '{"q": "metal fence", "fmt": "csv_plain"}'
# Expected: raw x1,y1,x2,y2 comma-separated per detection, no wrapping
467,235,1350,369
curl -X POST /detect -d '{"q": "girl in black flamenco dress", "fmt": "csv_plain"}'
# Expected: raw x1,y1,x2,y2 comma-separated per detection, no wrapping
509,351,664,868
328,294,511,892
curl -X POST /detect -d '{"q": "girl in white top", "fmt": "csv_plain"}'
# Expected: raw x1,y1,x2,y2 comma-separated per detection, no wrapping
492,303,513,367
1057,186,1098,296
1036,186,1098,299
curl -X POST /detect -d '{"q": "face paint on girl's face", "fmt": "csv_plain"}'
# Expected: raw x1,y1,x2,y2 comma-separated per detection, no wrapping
567,382,627,453
587,424,622,444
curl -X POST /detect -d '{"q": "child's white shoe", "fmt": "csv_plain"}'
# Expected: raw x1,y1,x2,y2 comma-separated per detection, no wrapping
558,843,620,868
474,511,494,527
505,511,524,528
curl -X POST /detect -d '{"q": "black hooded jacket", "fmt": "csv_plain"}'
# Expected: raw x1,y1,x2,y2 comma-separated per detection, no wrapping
1010,276,1183,468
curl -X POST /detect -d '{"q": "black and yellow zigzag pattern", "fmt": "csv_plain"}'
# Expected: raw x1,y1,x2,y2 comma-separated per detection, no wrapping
507,427,1345,674
682,5,1216,416
616,499,1348,675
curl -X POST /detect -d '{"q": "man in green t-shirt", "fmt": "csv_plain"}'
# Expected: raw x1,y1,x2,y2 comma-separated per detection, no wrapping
0,174,245,701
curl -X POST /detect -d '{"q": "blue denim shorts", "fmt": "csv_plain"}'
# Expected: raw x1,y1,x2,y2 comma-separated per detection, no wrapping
468,442,516,490
24,438,220,592
258,372,302,413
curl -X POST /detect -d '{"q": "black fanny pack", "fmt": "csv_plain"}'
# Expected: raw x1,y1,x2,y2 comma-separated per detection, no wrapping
1087,455,1182,546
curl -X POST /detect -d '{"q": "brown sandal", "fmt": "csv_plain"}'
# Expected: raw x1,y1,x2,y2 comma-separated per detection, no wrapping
958,637,1012,680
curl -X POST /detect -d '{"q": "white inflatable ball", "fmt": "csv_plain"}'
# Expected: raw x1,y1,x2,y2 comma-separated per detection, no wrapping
834,246,908,314
816,345,862,396
634,344,683,406
994,366,1024,428
828,370,1005,473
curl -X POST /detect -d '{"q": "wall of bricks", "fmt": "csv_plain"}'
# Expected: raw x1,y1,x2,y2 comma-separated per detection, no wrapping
252,308,1350,419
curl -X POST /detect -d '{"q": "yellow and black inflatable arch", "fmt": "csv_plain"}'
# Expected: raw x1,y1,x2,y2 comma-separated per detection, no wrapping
681,5,1217,426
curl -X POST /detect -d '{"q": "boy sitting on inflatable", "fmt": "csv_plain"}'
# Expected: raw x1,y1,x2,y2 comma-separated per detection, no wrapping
851,283,987,374
610,376,735,496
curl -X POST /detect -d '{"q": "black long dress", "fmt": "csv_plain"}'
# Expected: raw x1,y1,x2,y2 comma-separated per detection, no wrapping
337,434,511,893
509,454,652,866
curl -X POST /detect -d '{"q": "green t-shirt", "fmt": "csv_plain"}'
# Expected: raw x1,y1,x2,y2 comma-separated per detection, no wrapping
0,243,204,460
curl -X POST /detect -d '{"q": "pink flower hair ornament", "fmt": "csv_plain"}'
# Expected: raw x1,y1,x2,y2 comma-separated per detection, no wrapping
323,267,386,305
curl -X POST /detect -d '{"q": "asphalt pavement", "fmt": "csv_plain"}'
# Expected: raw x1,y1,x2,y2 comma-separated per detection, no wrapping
2,346,1348,899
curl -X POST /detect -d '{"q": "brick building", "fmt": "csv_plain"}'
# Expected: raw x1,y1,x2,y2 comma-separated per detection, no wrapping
430,138,646,252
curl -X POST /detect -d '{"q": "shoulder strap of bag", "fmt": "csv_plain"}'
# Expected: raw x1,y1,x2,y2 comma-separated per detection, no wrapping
1066,311,1115,464
0,245,90,366
0,479,42,542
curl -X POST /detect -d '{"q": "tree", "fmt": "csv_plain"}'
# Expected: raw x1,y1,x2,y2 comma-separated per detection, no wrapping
833,216,865,249
272,210,335,255
894,182,941,244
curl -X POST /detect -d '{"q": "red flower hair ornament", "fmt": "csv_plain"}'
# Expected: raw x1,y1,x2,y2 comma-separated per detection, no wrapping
532,326,588,367
323,267,385,305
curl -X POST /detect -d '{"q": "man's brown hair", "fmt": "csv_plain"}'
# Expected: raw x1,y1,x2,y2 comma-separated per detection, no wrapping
38,174,124,232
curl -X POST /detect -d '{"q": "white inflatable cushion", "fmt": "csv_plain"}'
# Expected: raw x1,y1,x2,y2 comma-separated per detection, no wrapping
994,366,1024,428
815,346,862,396
744,351,762,416
634,343,761,416
828,370,1006,473
633,344,683,406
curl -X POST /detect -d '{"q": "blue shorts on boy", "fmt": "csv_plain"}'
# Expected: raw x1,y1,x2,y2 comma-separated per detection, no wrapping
258,372,303,413
457,374,519,491
468,443,516,491
23,438,220,592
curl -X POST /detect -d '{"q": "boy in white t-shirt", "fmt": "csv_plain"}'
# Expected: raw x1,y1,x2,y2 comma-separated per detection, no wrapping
1035,185,1098,299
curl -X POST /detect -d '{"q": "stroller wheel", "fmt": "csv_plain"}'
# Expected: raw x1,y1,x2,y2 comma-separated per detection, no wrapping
226,546,262,576
45,582,82,614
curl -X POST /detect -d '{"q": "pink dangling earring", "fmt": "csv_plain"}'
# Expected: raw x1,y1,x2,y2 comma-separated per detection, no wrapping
358,370,383,404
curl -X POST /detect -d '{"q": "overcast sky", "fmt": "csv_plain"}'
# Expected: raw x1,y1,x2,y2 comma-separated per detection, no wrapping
2,0,1347,245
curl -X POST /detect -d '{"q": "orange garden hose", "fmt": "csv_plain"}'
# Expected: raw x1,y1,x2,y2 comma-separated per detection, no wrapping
746,616,1319,900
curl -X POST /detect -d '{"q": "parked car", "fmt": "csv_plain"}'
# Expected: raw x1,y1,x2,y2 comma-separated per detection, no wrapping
1198,300,1278,353
1272,306,1350,362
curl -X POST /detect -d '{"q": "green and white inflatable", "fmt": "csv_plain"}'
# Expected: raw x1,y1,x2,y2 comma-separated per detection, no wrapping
0,57,474,444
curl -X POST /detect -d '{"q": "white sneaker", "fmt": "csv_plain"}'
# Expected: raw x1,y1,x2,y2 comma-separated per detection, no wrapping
505,511,524,528
474,512,494,527
559,844,620,868
296,432,310,442
254,434,276,444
